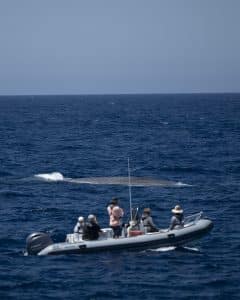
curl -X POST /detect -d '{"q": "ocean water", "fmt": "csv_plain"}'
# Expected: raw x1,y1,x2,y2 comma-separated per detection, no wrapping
0,94,239,299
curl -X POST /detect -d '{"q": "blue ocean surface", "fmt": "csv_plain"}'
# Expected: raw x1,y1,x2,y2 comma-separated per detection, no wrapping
0,94,239,299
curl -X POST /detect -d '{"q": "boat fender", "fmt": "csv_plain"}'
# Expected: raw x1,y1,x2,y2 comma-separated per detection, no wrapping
26,232,53,255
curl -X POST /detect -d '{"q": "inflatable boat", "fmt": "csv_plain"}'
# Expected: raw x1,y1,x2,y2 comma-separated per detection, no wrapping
25,212,213,256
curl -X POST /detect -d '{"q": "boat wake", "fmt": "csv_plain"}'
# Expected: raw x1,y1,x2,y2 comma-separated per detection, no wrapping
150,246,176,252
175,246,201,253
33,172,192,187
148,246,200,253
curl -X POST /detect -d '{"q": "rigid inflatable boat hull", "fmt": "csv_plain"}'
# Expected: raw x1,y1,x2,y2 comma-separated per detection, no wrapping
38,219,213,256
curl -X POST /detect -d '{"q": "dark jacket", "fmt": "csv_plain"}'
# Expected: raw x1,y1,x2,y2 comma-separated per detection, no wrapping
82,222,101,240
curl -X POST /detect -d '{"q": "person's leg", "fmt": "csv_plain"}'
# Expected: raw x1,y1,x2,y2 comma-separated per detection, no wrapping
115,226,122,238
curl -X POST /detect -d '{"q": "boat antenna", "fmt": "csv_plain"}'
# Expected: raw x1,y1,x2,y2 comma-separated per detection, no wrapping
128,158,133,221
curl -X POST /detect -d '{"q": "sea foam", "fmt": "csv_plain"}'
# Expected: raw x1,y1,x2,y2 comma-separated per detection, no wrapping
34,172,64,182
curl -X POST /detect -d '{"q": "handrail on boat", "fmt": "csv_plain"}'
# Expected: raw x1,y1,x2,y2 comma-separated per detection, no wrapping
184,211,203,225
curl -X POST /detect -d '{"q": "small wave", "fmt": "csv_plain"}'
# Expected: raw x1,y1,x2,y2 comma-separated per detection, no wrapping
182,246,200,252
175,182,193,187
175,246,200,253
0,170,13,177
150,246,176,252
148,246,199,253
34,172,64,182
0,190,32,198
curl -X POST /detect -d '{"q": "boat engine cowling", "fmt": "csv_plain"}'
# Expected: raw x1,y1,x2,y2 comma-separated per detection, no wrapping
26,232,53,255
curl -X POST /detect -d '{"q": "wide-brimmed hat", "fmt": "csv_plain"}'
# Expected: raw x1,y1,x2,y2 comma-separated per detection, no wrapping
110,197,118,205
172,205,183,214
143,207,151,214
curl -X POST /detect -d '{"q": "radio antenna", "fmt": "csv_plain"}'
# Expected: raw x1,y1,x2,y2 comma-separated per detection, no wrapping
128,158,133,221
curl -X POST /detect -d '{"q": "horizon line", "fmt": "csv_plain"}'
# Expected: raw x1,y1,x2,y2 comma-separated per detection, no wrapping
0,91,240,97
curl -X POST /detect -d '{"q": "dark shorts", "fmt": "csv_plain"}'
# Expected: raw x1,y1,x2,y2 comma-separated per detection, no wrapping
111,225,122,237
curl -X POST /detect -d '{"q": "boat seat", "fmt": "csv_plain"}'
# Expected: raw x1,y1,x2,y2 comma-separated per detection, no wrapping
66,233,83,243
128,230,144,237
99,228,114,239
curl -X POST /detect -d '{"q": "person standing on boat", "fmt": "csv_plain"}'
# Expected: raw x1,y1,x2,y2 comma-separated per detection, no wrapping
82,214,102,240
141,208,158,233
169,205,184,230
107,198,124,238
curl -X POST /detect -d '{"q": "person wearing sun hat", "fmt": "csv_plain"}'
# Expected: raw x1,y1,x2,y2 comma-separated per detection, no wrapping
141,207,158,233
169,205,184,231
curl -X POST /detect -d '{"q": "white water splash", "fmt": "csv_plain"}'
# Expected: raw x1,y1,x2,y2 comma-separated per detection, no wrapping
181,246,200,252
148,246,199,253
34,172,64,182
150,246,176,252
175,181,193,187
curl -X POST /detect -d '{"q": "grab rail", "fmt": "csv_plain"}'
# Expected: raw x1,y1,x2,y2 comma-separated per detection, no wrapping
184,211,203,225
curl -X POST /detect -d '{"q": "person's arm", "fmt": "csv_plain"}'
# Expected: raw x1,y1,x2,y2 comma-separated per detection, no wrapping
96,224,102,232
107,206,112,216
73,223,79,233
148,217,158,231
182,215,185,226
169,216,176,231
120,207,124,217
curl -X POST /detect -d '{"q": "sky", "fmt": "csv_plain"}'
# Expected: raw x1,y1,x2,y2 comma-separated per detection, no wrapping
0,0,239,95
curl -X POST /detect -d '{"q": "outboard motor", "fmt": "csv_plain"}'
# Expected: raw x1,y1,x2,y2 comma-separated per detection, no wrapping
26,232,53,255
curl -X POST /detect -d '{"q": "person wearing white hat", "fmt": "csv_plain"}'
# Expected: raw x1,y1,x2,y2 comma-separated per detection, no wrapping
169,205,184,231
73,216,85,234
72,216,86,242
